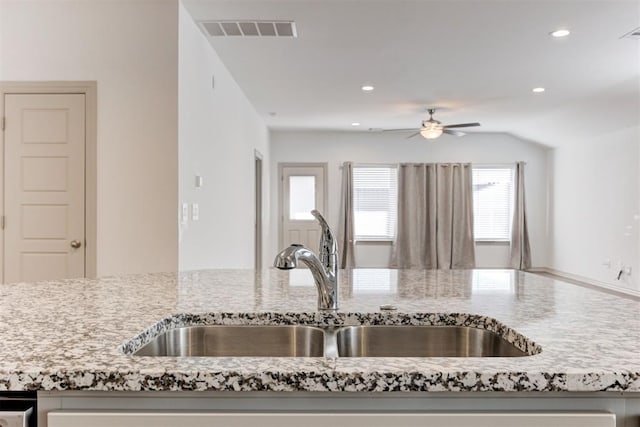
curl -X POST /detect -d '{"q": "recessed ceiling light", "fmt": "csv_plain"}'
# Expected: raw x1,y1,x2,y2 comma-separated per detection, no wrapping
361,85,374,92
351,122,361,126
532,87,546,93
550,29,570,38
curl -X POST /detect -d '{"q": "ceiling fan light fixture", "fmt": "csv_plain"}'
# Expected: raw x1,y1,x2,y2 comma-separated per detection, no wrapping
550,29,570,38
381,109,479,140
420,122,443,139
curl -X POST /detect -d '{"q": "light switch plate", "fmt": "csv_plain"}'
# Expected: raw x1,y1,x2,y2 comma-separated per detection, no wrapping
192,203,200,221
181,203,189,224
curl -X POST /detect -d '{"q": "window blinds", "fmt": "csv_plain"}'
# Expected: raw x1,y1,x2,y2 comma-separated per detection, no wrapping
472,167,514,241
353,166,398,240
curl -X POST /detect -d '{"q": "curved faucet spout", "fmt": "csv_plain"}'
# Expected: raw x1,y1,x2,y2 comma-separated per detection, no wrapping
273,211,339,311
274,244,337,310
273,244,305,269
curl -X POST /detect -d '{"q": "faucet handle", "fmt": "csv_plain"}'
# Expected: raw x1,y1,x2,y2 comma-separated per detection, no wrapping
310,210,337,265
311,210,335,245
311,210,329,230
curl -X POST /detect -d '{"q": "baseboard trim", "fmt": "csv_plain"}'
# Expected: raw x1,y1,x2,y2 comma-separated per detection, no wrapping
529,267,640,300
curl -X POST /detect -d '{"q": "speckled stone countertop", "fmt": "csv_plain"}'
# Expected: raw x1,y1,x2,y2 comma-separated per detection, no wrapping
0,269,638,393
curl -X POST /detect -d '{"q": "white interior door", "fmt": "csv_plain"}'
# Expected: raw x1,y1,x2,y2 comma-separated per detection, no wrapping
3,93,86,283
280,164,326,251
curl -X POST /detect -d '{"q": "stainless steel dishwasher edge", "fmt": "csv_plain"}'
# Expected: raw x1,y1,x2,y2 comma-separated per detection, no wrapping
0,392,36,427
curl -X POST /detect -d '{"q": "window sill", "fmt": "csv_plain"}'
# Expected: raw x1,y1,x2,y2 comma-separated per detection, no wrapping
355,239,394,245
475,240,510,245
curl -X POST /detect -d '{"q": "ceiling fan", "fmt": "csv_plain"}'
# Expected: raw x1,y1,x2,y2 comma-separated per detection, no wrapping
383,109,480,140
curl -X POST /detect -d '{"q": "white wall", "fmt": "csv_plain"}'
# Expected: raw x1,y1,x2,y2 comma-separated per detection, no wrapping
0,0,179,276
548,126,639,291
178,5,270,271
270,131,549,268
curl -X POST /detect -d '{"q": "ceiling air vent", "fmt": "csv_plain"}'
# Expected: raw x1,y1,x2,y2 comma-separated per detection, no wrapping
201,21,297,38
620,26,640,39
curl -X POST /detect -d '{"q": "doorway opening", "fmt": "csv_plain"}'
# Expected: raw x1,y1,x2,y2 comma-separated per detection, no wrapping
255,151,263,270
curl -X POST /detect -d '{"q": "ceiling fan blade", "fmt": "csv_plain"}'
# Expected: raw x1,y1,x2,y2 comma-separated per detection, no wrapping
406,131,422,139
443,122,481,129
382,128,421,132
443,129,466,137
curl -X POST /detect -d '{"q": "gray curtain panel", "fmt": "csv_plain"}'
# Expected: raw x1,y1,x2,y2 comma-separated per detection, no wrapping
510,161,532,270
337,161,355,268
391,163,476,269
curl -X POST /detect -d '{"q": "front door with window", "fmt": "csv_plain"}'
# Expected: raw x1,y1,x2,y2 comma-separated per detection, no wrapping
280,164,327,252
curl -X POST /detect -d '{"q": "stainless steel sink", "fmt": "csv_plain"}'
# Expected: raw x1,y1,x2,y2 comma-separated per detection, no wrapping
134,325,325,357
335,326,528,357
132,324,532,358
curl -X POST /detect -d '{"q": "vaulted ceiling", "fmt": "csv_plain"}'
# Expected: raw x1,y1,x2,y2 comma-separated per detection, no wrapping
182,0,640,147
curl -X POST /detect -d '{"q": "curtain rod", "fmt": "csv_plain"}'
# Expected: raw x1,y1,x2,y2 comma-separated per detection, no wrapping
340,161,526,169
470,162,527,166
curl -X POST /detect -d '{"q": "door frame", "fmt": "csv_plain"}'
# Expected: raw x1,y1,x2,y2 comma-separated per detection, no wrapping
254,150,263,271
0,81,98,280
278,162,328,251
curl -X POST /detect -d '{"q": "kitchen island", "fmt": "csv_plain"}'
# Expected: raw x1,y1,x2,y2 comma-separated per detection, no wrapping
1,269,639,426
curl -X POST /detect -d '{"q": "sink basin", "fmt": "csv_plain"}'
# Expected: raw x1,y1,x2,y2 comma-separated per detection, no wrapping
134,325,325,357
131,324,533,358
335,326,528,357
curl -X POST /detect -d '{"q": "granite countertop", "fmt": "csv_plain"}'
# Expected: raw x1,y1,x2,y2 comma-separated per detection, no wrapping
0,269,638,393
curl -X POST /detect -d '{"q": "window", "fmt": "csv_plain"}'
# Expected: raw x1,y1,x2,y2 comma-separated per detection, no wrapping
351,164,514,243
472,167,514,241
353,166,397,241
288,175,316,220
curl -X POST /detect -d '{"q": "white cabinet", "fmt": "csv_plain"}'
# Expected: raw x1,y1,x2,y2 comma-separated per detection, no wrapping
48,411,615,427
40,391,638,427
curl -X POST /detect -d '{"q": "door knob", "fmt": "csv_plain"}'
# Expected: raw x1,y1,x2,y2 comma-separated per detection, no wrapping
70,240,82,249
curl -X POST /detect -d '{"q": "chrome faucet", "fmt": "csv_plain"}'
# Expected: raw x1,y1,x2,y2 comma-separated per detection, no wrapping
274,210,338,311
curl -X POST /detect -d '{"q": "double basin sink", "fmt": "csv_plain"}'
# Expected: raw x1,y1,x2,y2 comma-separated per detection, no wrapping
134,325,530,358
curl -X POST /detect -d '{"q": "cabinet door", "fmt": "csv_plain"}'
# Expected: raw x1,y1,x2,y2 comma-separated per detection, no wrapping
47,411,615,427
